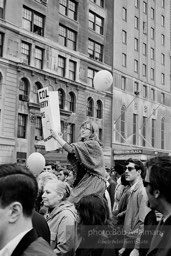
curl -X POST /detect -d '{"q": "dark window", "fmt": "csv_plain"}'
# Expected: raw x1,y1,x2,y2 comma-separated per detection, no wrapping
88,39,103,62
35,116,43,139
0,32,4,57
69,60,76,80
58,89,65,109
68,92,76,112
59,0,77,20
96,100,102,119
161,118,165,149
89,11,104,35
58,56,66,77
87,97,94,117
99,128,102,142
59,25,76,51
35,47,43,69
0,0,4,18
18,114,27,138
142,116,147,146
67,123,75,143
87,68,97,87
19,78,29,101
22,7,44,36
21,42,30,65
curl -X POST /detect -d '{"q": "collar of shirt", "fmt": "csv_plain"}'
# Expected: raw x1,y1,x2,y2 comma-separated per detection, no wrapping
0,229,32,256
130,181,138,193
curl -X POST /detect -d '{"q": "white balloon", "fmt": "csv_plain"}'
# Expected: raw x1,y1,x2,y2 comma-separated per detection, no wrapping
93,70,113,91
27,152,45,176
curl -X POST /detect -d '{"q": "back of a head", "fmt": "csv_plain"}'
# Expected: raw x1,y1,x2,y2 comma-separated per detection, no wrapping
146,156,171,203
76,194,110,225
0,163,38,216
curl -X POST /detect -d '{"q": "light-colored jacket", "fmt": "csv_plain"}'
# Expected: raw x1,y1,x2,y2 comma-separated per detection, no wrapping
45,201,77,256
123,179,150,249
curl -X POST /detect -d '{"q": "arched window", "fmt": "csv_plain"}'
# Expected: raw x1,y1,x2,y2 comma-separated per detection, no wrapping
96,100,103,119
58,88,65,109
68,92,76,112
19,78,29,101
33,82,42,103
121,105,126,143
161,117,165,149
87,97,94,117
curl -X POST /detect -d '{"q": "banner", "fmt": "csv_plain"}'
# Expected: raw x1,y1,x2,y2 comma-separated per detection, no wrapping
38,87,61,151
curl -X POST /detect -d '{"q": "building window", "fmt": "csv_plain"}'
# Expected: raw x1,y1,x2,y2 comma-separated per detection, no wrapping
151,68,154,81
161,53,165,65
59,0,77,21
161,118,165,149
161,15,165,27
143,85,147,98
151,118,155,147
17,114,27,138
33,82,42,103
121,105,126,143
134,81,139,93
59,25,76,51
96,100,103,119
151,27,154,39
35,116,43,140
135,0,139,8
89,11,104,35
134,59,138,73
133,113,137,145
134,16,139,29
151,47,154,60
134,38,138,51
142,116,147,147
0,0,4,18
69,60,76,80
143,1,147,14
151,88,155,101
161,34,165,46
161,73,165,85
19,78,29,101
143,22,147,34
88,39,103,62
122,53,127,67
22,7,44,36
58,89,65,109
87,97,94,117
121,76,126,90
161,92,165,104
122,7,127,21
35,47,43,69
58,56,66,77
122,30,127,44
143,43,147,56
68,91,76,112
92,0,104,8
151,7,154,20
21,42,30,65
161,0,165,8
88,68,97,87
67,124,75,143
0,32,4,57
99,128,102,142
143,64,147,77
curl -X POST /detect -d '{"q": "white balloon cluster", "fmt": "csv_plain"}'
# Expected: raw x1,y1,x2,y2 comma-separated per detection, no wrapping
93,70,113,91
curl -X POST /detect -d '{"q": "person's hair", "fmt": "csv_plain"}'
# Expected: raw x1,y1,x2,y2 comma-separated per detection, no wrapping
45,180,71,201
125,158,146,179
146,156,171,203
80,120,101,144
76,194,110,225
0,163,38,216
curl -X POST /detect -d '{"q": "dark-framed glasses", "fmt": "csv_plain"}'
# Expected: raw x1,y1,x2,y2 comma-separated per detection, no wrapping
124,166,135,172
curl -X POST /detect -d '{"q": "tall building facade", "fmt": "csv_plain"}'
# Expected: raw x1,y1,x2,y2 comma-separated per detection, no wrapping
0,0,114,164
112,0,171,163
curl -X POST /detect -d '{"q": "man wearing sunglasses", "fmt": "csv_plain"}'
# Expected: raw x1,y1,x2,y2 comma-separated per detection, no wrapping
144,156,171,256
118,158,149,256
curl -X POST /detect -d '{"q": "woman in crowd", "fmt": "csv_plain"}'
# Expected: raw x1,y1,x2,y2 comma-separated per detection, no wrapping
75,194,116,256
50,120,106,203
42,179,77,256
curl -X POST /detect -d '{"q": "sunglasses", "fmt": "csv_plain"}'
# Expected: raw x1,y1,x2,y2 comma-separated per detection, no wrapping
124,166,135,172
143,180,151,187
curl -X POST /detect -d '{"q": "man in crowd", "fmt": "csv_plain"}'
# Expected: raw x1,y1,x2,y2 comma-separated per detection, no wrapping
57,168,69,182
144,156,171,256
118,158,149,256
0,163,55,256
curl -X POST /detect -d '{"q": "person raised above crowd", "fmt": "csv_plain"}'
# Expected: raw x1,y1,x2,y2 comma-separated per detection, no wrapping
50,119,106,203
0,163,55,256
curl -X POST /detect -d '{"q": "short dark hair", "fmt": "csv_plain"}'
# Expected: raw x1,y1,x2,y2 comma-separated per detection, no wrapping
0,163,38,216
146,156,171,203
125,158,146,179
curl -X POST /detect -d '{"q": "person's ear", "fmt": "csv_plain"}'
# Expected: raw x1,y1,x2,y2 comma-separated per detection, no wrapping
153,190,160,199
8,202,22,223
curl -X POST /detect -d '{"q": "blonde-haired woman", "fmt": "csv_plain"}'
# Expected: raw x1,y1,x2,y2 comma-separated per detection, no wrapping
51,120,106,203
42,180,77,256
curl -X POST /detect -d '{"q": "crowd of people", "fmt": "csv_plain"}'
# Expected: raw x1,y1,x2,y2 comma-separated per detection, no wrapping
0,119,171,256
